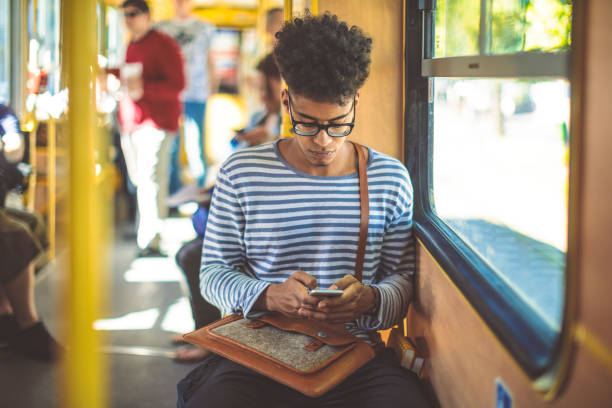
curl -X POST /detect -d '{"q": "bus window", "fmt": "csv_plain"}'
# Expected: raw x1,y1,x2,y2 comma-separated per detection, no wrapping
434,0,571,57
432,77,569,330
0,0,9,103
412,0,573,380
29,0,61,95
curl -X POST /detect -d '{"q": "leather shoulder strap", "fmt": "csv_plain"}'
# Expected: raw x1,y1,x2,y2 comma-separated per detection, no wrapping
353,142,369,282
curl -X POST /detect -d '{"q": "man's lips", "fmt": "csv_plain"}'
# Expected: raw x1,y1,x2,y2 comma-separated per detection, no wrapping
308,150,334,156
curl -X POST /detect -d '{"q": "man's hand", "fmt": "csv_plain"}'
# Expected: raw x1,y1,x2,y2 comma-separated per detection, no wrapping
298,274,377,323
255,270,320,318
235,126,271,146
125,76,144,100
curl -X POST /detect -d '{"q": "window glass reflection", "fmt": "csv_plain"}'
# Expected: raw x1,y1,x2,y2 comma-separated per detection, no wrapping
432,78,569,329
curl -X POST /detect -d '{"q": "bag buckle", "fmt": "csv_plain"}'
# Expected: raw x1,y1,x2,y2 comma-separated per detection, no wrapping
304,338,324,351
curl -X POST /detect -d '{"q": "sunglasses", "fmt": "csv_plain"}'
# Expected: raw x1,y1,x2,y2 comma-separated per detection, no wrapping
124,10,144,18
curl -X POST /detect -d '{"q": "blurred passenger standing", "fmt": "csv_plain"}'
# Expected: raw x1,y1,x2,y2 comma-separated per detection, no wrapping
170,53,281,362
109,0,185,256
266,7,284,42
157,0,217,193
0,104,62,361
0,104,49,271
233,53,282,147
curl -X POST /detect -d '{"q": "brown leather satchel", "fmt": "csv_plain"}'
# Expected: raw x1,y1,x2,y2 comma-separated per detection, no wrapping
183,142,375,397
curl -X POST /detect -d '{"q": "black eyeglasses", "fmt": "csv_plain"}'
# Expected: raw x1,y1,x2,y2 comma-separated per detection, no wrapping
124,10,144,18
287,92,356,137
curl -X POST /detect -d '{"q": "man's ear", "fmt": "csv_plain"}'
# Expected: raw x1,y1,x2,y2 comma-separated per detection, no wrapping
354,92,360,108
281,89,290,115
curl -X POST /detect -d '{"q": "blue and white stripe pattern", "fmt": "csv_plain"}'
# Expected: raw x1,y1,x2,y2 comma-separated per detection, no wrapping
200,140,415,343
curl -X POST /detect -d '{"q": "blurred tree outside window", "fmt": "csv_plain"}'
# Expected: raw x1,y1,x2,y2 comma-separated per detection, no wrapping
435,0,572,57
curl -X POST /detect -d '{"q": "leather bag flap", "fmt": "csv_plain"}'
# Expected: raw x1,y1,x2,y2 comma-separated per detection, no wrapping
256,314,357,346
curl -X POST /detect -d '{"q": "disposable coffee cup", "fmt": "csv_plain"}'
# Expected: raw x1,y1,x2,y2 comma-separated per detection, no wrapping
121,62,143,79
121,62,143,100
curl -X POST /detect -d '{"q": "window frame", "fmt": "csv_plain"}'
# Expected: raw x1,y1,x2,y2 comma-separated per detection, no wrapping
0,0,9,104
9,0,25,113
404,1,572,380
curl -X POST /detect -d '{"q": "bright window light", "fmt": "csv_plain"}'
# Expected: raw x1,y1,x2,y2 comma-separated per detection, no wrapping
160,297,195,334
93,308,160,331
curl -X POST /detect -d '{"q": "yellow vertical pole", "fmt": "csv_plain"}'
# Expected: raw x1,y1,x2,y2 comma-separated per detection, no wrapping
61,1,106,407
257,0,266,55
14,0,28,117
280,0,293,139
26,123,37,211
23,0,36,211
32,0,38,42
284,0,293,21
310,0,318,15
47,115,56,260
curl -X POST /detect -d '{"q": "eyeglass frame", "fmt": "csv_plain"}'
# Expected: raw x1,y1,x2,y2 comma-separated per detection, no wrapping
287,91,356,138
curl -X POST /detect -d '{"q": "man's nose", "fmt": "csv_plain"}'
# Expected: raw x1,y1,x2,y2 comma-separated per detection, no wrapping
312,128,333,147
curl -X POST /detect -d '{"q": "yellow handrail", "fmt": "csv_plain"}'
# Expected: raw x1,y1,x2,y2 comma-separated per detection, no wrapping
311,0,318,15
284,0,292,21
26,118,38,211
280,0,293,139
47,115,56,260
61,1,107,407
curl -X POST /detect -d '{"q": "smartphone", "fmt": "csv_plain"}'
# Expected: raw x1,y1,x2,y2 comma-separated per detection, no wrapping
309,289,344,297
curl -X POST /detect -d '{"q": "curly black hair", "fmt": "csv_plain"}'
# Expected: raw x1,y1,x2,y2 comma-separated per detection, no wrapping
273,12,372,105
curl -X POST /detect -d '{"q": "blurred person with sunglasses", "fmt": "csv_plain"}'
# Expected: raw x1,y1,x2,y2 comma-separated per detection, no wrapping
107,0,186,257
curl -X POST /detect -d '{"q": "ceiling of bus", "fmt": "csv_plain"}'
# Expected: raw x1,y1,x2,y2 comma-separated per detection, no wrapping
103,0,283,27
194,0,257,7
104,0,281,10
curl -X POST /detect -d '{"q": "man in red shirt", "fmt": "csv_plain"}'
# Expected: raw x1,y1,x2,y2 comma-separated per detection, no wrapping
110,0,185,256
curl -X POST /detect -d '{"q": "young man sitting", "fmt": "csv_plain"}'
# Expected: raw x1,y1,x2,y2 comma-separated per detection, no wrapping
177,13,430,408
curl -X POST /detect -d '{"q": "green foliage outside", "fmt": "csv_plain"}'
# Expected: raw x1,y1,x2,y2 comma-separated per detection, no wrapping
435,0,572,57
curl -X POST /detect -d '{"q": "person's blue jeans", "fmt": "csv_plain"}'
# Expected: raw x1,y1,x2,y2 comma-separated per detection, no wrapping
169,101,207,195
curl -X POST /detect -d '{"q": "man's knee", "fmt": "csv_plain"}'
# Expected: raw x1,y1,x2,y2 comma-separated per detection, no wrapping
340,350,431,407
176,239,203,273
360,370,431,408
181,358,273,408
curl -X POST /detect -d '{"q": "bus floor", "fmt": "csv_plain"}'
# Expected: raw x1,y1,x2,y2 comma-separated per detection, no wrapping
0,216,202,407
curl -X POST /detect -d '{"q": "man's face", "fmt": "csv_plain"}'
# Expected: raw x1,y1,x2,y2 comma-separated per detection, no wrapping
257,73,281,114
175,0,194,14
266,10,284,37
282,90,358,169
123,6,150,37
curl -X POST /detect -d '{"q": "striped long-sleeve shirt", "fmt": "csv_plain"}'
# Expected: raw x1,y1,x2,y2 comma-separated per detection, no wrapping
200,140,415,343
